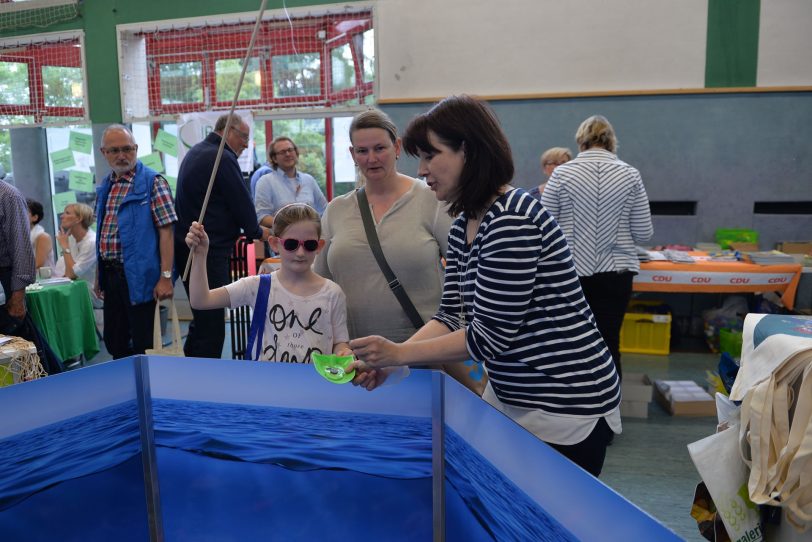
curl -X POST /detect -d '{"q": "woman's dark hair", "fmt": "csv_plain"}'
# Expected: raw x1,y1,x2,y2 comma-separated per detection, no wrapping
403,95,513,217
26,198,45,224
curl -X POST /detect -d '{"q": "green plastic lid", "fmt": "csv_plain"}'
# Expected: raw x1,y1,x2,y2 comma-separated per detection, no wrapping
311,353,356,384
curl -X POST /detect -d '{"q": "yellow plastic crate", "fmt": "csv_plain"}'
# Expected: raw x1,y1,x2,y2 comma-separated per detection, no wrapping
619,310,672,356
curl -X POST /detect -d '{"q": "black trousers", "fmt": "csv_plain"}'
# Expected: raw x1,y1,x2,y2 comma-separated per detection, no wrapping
175,242,229,358
578,271,634,380
548,417,614,477
0,266,63,374
101,262,155,359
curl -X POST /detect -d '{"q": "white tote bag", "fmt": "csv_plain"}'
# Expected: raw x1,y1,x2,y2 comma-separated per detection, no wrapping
688,425,763,541
145,300,184,357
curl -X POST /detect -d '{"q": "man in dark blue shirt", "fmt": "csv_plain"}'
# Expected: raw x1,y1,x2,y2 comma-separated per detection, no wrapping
174,113,270,358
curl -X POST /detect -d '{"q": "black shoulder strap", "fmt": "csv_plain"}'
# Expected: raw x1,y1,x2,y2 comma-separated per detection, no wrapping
356,188,425,330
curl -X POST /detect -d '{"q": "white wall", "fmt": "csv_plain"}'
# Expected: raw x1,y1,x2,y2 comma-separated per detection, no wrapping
375,0,708,100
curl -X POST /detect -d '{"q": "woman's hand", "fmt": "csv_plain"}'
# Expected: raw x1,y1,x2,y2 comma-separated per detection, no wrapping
56,229,70,250
349,335,403,368
347,361,390,391
185,221,209,255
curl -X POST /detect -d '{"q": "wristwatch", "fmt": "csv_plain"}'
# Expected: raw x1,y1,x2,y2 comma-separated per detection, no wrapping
161,270,172,279
63,248,71,255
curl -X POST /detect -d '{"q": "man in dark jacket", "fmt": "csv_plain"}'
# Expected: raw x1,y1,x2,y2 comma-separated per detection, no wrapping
174,113,270,358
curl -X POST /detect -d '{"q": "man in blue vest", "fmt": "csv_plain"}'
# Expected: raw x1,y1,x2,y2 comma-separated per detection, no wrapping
174,113,269,359
95,125,177,359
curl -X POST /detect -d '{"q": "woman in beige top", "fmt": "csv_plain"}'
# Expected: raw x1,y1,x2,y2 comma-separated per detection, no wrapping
315,109,452,343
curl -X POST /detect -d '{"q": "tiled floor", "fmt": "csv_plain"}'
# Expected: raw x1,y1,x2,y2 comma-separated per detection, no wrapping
602,352,719,541
83,327,717,541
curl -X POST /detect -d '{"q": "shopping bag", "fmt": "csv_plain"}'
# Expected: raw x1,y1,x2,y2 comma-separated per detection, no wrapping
687,425,763,542
145,300,184,357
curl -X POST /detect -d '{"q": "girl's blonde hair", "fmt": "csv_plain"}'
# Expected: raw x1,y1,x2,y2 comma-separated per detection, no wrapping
272,203,322,238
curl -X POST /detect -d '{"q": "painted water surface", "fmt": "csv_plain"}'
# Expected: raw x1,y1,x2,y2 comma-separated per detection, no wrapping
445,426,577,542
0,399,148,541
152,398,434,540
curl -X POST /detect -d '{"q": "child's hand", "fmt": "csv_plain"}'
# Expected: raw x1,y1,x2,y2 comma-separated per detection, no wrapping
333,345,353,358
185,221,210,255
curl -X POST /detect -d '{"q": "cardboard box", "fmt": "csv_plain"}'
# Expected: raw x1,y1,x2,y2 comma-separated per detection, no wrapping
775,241,812,255
620,373,653,418
652,379,716,417
620,401,649,418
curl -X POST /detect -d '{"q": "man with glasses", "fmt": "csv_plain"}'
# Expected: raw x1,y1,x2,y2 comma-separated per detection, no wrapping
95,124,177,359
174,113,270,359
254,136,327,229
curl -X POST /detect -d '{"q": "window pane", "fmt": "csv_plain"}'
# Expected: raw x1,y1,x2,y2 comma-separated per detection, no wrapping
272,53,320,98
331,44,355,93
272,118,325,193
42,66,84,108
160,62,203,105
0,61,31,105
0,128,11,176
0,115,35,126
215,57,261,101
362,29,375,84
331,116,356,198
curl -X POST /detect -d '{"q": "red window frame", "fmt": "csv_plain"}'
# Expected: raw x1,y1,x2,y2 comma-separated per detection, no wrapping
0,40,85,122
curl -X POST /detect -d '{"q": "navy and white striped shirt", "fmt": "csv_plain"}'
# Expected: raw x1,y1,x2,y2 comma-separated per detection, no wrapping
542,149,653,277
434,189,620,416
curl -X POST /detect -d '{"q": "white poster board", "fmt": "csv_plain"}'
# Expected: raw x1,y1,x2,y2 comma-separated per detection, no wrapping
177,111,254,173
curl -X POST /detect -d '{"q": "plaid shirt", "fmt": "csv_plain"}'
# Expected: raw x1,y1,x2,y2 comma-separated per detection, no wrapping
0,180,36,291
99,169,177,261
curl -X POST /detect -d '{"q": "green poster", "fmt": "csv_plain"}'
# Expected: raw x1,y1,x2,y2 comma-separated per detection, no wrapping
50,149,75,171
154,130,179,157
141,152,164,172
52,191,77,212
68,170,95,193
165,175,177,197
68,131,93,154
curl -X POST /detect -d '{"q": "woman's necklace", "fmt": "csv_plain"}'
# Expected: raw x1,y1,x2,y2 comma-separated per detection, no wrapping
458,244,468,327
459,216,480,327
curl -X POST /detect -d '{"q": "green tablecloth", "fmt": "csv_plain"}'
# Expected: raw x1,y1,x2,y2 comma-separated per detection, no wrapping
26,280,99,361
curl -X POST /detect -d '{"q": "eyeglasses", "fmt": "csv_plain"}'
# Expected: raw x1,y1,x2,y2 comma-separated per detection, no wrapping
230,126,250,142
274,147,297,156
279,238,319,252
103,146,137,155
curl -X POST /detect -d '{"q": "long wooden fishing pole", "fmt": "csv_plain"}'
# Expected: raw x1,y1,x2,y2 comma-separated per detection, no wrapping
182,0,268,282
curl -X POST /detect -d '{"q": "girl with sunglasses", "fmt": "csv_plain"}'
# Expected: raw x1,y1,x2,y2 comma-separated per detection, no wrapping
185,203,351,363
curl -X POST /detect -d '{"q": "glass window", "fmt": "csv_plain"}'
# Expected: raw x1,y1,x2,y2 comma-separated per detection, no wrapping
0,128,11,176
42,66,84,108
45,125,96,223
272,53,320,98
330,44,355,93
331,116,356,198
0,115,34,126
253,119,267,166
215,57,261,101
0,61,31,105
160,61,203,104
361,29,375,84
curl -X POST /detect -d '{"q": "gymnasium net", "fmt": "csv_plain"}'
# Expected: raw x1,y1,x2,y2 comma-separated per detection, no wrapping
117,5,375,123
0,29,87,127
0,0,79,33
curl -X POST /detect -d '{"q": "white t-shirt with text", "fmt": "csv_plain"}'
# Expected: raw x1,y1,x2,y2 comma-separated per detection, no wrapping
225,272,349,363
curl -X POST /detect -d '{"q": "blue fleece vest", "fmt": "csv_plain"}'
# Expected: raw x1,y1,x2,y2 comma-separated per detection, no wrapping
96,161,161,305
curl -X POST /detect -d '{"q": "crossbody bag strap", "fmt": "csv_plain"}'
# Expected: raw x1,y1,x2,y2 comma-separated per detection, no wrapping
357,187,425,330
246,273,272,360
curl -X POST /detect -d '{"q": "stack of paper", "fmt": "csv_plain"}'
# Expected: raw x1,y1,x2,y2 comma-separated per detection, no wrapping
747,250,796,265
662,250,695,263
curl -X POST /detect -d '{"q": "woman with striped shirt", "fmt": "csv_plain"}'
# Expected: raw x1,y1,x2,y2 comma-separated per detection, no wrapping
542,115,653,379
349,95,621,477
